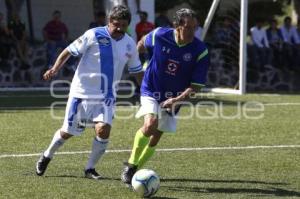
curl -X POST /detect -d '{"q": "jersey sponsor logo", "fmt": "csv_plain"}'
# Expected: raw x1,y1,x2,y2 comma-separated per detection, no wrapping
183,53,192,61
162,46,171,54
98,38,110,46
165,59,179,76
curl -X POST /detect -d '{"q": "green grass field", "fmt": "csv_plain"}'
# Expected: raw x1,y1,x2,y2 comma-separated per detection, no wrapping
0,93,300,199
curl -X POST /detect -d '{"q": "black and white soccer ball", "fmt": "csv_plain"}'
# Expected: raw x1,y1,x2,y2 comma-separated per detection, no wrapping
131,169,160,198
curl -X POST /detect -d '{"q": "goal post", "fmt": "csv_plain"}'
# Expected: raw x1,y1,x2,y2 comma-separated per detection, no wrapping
201,0,248,95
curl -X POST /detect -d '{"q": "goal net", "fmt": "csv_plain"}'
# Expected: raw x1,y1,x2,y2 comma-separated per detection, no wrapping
201,0,248,94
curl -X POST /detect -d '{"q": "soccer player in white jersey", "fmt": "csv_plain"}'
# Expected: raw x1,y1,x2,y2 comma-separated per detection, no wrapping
36,5,143,179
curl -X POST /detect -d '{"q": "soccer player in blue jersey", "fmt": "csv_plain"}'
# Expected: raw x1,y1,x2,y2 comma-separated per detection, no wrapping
121,8,209,184
35,5,143,179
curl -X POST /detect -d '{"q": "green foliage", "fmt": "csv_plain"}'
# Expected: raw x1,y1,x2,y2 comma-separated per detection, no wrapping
248,0,290,27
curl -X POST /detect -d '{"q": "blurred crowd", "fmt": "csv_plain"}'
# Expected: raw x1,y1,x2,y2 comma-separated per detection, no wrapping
249,16,300,72
0,8,299,80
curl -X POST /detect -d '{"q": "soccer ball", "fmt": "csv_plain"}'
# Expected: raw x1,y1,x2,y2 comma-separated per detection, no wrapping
131,169,160,198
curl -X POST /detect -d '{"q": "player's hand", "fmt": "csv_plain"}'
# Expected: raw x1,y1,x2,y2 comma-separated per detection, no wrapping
160,98,177,109
43,68,58,80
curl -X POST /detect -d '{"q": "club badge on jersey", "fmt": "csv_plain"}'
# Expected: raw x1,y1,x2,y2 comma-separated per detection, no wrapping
165,59,179,76
98,38,111,46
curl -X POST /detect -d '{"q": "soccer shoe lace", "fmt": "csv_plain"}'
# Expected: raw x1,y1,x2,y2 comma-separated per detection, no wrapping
121,162,137,184
36,155,51,176
84,168,102,180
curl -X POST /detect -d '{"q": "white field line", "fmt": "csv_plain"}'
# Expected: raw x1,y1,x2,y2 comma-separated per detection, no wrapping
1,145,300,159
263,102,300,106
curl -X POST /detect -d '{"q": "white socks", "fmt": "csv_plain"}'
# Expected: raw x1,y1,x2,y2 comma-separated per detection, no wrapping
43,131,108,170
85,136,109,170
43,130,65,158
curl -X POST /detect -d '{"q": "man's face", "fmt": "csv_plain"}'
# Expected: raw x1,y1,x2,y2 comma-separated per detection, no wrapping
97,16,106,25
139,13,147,22
257,22,263,28
108,19,129,39
271,21,277,29
177,16,197,42
53,13,61,21
285,19,291,27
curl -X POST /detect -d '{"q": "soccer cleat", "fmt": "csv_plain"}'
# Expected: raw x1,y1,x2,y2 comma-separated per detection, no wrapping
84,168,102,180
36,154,51,176
121,162,138,185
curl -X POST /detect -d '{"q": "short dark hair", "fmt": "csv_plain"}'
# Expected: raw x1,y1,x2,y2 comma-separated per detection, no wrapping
53,10,61,16
139,11,148,18
108,5,131,24
284,16,292,23
173,8,196,27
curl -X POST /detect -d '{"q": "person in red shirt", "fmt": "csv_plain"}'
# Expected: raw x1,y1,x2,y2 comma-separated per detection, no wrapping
43,10,69,67
135,11,154,42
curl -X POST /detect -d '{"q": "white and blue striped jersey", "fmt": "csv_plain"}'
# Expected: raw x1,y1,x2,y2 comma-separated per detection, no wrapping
67,26,142,99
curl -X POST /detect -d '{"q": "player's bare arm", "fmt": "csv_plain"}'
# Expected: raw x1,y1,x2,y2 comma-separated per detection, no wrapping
160,87,192,109
137,35,147,54
161,84,203,109
43,49,71,80
131,71,144,87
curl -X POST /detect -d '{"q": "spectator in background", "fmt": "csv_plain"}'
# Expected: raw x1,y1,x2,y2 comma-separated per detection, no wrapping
8,14,29,68
266,19,284,68
0,12,12,62
135,11,154,42
43,10,69,68
250,19,272,70
214,17,234,68
89,11,106,29
155,11,172,27
280,16,300,70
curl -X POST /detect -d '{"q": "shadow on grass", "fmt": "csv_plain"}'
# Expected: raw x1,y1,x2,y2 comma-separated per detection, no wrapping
161,178,287,186
161,178,299,197
166,186,300,197
44,175,122,181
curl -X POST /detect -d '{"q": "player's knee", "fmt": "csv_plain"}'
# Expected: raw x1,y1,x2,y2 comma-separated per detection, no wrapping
95,122,111,139
143,119,158,134
60,130,73,140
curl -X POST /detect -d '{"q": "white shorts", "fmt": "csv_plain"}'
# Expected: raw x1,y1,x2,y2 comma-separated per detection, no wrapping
61,97,115,136
135,96,177,133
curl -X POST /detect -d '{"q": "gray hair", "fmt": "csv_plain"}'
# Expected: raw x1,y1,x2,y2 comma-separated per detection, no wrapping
173,8,197,27
109,5,131,24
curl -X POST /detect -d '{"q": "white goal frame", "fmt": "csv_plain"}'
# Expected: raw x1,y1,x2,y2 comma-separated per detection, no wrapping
202,0,248,95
